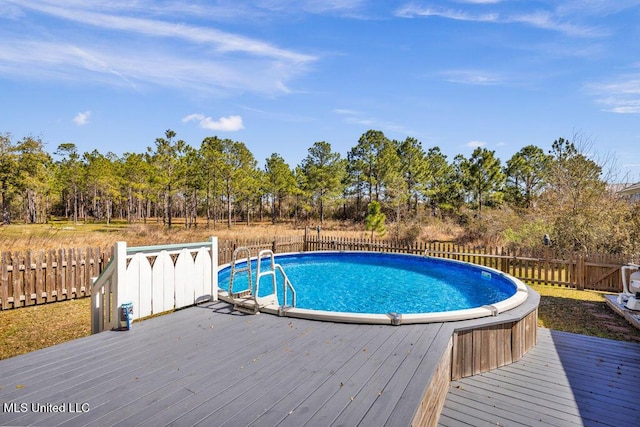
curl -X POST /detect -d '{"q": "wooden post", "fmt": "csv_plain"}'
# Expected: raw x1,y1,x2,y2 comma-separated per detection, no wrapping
210,237,218,302
113,241,127,330
12,252,22,308
303,227,308,252
577,255,585,290
25,250,35,306
1,252,9,309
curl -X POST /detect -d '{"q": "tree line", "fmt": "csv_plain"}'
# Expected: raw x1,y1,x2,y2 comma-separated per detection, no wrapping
1,129,638,255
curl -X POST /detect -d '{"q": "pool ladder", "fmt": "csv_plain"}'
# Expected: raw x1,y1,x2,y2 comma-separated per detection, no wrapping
229,247,296,314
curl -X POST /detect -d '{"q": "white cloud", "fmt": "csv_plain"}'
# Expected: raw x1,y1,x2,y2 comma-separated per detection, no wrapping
507,11,606,38
11,1,315,63
73,110,91,125
441,70,504,85
395,2,604,37
395,6,498,22
183,114,244,131
456,0,502,3
0,1,316,95
0,39,302,95
586,75,640,114
466,140,486,148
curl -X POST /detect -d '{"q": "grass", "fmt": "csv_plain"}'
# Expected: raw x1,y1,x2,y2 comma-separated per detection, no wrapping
0,219,638,361
0,298,91,360
531,284,640,342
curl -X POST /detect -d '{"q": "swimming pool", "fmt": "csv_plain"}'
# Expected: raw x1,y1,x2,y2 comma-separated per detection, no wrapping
218,251,529,325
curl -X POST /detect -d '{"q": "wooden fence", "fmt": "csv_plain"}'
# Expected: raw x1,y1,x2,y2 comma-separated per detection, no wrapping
306,236,631,293
0,247,107,310
0,234,634,310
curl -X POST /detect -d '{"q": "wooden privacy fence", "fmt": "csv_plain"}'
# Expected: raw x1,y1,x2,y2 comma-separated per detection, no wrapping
305,235,630,293
0,247,108,310
0,234,633,311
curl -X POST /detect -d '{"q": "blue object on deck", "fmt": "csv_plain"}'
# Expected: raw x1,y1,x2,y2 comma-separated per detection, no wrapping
118,302,133,330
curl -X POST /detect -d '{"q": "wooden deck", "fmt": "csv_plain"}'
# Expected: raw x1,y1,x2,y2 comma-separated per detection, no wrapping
1,301,638,426
0,302,453,426
439,328,640,427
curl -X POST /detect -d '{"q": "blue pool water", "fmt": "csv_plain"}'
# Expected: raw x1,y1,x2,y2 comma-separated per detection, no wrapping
218,252,518,315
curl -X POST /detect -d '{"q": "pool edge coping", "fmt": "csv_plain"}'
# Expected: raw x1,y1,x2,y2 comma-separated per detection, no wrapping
218,250,530,326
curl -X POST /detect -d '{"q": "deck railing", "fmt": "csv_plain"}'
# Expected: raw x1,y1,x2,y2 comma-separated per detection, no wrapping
91,238,218,333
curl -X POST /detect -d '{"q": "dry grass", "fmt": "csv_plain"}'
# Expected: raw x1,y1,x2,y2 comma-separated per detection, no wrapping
531,284,640,343
0,220,306,251
0,298,91,360
0,217,462,251
0,218,638,361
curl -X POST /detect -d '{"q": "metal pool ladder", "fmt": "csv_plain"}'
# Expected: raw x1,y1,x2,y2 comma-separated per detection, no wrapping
228,247,296,314
229,247,255,313
256,250,297,314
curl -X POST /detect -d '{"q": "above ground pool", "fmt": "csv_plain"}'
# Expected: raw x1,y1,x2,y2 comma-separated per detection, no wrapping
218,251,529,325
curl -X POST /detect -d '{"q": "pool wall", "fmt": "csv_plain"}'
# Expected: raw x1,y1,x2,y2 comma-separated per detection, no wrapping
218,251,529,326
412,289,539,425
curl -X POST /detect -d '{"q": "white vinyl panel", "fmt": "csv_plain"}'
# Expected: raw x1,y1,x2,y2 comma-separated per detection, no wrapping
125,253,146,320
193,247,211,302
137,255,153,318
174,249,195,309
153,251,175,313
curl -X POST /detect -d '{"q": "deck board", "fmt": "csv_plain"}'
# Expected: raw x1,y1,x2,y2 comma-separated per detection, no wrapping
2,302,639,427
0,302,452,427
439,328,640,427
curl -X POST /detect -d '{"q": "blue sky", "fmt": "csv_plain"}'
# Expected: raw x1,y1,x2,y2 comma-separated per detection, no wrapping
1,0,639,180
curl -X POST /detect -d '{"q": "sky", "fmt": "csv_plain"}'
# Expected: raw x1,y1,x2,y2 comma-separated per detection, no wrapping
1,0,640,180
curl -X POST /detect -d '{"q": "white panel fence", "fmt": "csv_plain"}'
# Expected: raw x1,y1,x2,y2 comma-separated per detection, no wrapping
91,237,219,334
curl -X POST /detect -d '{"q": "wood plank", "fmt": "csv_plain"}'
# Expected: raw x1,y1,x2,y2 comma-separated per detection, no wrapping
3,305,279,426
24,251,35,305
3,301,636,427
35,250,45,303
360,324,450,426
237,324,392,427
1,251,10,309
11,252,22,308
56,249,65,301
440,328,640,427
170,322,370,427
53,316,302,426
294,325,422,426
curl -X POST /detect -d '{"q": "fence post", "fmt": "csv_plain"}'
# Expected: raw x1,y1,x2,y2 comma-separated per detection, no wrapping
577,255,585,290
113,241,128,327
303,227,308,252
1,252,9,310
210,237,218,302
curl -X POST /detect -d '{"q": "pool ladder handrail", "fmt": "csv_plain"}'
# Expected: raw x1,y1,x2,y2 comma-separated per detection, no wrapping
229,246,252,299
256,249,297,310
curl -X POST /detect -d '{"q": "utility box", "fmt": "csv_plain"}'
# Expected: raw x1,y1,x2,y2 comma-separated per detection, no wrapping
118,302,134,330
